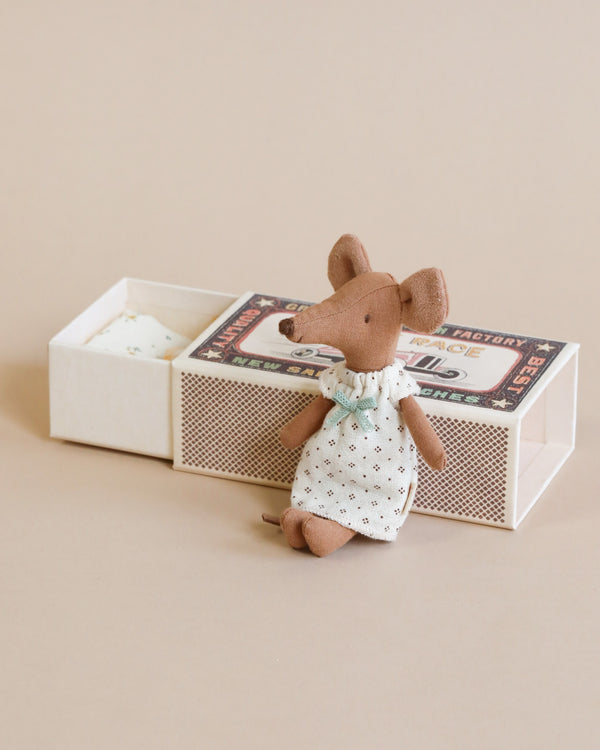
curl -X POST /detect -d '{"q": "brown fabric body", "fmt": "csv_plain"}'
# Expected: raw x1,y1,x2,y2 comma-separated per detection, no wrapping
301,516,358,557
400,395,447,470
280,508,312,549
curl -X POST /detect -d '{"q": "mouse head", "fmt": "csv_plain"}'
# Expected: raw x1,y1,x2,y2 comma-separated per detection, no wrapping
279,234,448,372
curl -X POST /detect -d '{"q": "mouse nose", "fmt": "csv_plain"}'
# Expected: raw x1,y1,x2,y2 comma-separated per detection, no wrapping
279,318,295,337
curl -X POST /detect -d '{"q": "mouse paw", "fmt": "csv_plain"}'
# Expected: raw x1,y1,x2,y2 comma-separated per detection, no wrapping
301,516,357,557
280,507,313,549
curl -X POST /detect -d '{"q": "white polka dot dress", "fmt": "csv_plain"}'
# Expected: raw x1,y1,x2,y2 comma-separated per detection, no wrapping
291,360,420,542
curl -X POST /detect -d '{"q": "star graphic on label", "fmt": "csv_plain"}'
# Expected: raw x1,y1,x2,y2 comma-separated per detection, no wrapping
491,398,510,409
255,298,275,308
202,349,222,359
536,342,555,352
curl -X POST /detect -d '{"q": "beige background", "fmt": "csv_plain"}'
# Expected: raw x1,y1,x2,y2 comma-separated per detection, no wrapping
2,2,599,748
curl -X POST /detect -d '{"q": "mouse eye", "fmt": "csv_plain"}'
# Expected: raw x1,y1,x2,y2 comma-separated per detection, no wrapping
364,314,371,323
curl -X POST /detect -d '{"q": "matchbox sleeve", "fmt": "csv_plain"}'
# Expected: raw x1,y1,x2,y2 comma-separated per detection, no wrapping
188,293,566,413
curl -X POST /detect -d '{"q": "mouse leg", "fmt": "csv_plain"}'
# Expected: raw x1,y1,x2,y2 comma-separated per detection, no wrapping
301,516,357,557
280,507,313,549
262,507,313,549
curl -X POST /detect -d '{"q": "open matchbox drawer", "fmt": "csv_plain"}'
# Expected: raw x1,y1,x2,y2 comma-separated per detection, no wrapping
49,280,579,529
49,278,237,458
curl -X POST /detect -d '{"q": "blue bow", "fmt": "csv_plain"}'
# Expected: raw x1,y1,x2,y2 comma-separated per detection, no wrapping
326,390,377,432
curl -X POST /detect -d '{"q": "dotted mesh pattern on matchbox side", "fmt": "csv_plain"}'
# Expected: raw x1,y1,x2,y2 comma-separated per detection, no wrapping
414,416,510,524
179,373,314,483
179,373,510,524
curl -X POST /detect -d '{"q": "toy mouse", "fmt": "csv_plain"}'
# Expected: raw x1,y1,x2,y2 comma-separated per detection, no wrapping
262,234,449,557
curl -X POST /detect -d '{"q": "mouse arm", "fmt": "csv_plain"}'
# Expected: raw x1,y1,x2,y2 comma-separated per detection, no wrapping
280,395,333,450
400,395,447,471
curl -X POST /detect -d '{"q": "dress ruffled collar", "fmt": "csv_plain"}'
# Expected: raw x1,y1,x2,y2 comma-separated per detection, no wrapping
332,360,407,397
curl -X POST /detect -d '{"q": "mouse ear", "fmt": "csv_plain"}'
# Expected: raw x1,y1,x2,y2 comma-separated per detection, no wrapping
327,234,372,290
398,268,449,333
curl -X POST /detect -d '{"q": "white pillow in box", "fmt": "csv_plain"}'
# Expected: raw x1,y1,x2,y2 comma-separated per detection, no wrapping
86,309,191,360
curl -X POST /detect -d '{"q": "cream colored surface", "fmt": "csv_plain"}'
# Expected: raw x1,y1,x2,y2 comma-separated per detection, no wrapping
1,3,598,748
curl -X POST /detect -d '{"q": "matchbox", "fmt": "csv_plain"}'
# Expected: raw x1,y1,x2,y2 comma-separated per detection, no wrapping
172,292,579,529
50,282,579,529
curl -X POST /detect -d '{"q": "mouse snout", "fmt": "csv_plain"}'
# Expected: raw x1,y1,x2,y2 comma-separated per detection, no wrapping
279,317,295,337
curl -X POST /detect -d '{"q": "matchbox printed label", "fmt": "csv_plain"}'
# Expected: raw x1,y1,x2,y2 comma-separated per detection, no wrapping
189,294,566,412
